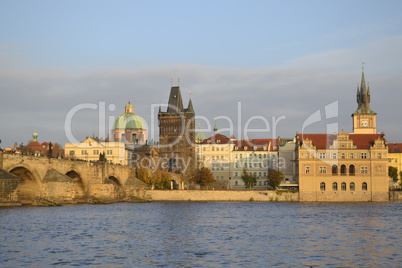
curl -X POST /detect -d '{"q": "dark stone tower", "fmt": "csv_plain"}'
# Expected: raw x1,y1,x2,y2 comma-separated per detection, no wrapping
158,86,195,176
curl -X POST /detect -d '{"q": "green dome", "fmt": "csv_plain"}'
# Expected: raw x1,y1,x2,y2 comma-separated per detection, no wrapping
113,113,147,130
196,130,207,141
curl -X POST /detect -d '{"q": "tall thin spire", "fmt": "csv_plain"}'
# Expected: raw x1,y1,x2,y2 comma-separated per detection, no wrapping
353,66,376,115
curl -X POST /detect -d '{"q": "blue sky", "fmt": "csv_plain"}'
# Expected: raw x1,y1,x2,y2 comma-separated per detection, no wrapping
1,0,402,147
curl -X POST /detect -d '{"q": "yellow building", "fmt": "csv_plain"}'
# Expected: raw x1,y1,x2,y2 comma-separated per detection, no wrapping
297,131,388,201
297,69,389,201
65,137,129,165
388,143,402,186
195,132,282,190
196,133,233,189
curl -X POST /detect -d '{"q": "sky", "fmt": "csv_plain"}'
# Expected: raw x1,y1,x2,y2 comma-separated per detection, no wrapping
1,0,402,148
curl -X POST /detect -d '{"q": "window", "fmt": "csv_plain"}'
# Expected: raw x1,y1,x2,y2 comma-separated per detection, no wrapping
350,153,354,159
332,165,338,175
106,150,113,155
341,165,346,175
341,153,346,159
235,154,238,159
350,182,355,191
319,153,326,159
306,153,310,159
235,172,238,177
240,154,243,158
332,182,338,191
349,165,355,175
362,182,368,191
235,181,238,186
305,166,310,174
69,150,75,156
93,150,99,155
361,153,367,159
81,150,87,155
341,182,346,191
361,167,368,174
333,153,337,159
320,182,326,191
377,153,381,159
319,167,326,174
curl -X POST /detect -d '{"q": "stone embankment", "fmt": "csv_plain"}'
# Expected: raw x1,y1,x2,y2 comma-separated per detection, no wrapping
139,190,299,202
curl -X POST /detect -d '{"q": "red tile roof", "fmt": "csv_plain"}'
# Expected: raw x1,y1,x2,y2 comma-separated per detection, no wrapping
389,143,402,153
26,141,44,152
198,134,280,151
233,139,279,151
198,133,232,144
297,133,385,149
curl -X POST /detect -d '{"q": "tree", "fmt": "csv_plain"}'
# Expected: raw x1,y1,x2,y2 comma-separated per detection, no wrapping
241,168,257,189
389,166,398,182
191,166,215,189
136,167,150,184
399,171,402,188
267,169,284,190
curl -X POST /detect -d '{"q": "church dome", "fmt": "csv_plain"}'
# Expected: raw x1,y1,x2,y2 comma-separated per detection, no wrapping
113,102,147,130
196,130,207,141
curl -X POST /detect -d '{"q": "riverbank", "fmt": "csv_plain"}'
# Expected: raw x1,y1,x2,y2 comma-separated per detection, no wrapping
140,190,299,202
3,190,402,206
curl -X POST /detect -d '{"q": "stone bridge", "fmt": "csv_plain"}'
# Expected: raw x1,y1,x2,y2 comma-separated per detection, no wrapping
1,152,148,204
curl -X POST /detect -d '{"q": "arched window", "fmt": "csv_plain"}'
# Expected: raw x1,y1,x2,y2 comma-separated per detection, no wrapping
350,182,355,191
340,165,346,175
349,165,355,175
341,182,346,191
332,165,338,175
362,182,368,191
320,182,326,191
332,182,338,191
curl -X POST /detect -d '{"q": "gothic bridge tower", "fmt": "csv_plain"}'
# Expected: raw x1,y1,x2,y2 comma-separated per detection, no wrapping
158,85,195,175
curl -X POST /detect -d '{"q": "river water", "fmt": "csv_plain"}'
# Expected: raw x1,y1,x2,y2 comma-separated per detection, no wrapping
1,202,401,267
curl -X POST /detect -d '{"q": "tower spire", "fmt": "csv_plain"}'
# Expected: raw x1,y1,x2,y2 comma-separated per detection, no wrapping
353,65,375,115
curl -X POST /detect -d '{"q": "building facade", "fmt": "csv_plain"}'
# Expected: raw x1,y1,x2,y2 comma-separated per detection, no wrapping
195,132,286,190
388,143,402,186
65,137,129,165
297,70,389,201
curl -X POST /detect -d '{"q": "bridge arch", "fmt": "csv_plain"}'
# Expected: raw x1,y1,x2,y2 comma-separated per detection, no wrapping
106,175,126,199
65,170,87,200
8,165,41,200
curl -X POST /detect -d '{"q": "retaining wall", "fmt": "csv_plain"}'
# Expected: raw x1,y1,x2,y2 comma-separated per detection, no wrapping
142,190,299,202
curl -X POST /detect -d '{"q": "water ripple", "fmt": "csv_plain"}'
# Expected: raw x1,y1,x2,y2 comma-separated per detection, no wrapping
1,202,402,267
